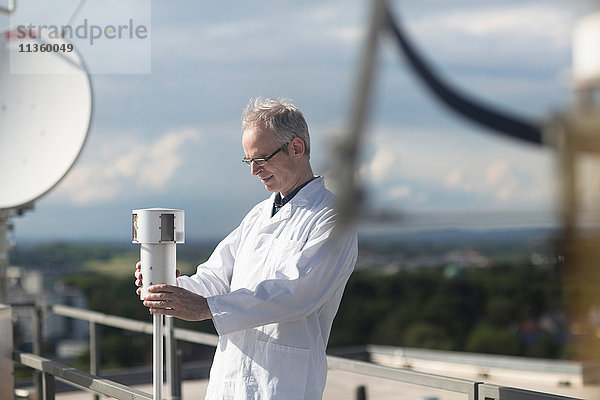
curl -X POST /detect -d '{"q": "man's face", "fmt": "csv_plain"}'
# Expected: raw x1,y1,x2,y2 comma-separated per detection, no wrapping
242,125,299,197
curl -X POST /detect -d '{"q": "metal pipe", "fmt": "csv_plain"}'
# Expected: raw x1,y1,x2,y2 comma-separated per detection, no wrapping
90,321,100,400
33,304,43,400
355,385,367,400
0,305,14,400
0,211,9,303
332,0,387,231
153,314,163,400
42,371,56,400
165,316,181,400
14,351,153,400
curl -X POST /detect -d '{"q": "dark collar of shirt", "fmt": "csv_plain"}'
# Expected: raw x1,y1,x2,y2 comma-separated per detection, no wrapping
272,176,318,217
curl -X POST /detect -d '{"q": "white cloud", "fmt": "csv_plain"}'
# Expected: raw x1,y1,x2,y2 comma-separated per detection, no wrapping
388,185,412,199
137,129,200,190
485,161,509,185
330,26,363,44
445,169,463,187
496,187,512,201
436,5,570,44
362,126,554,210
54,128,201,205
368,147,398,183
401,2,579,73
444,168,474,193
150,2,364,67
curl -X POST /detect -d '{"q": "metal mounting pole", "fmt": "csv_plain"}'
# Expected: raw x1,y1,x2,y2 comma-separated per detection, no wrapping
90,321,100,400
165,316,181,400
0,211,9,304
33,304,43,400
153,314,163,400
0,305,14,400
332,0,387,231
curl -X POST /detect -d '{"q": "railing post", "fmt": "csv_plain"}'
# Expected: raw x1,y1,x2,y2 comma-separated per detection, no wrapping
90,321,100,400
33,303,44,400
355,385,367,400
0,304,14,400
165,316,181,400
42,371,56,400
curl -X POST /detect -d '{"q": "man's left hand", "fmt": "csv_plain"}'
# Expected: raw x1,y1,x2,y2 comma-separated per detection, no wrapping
143,284,212,321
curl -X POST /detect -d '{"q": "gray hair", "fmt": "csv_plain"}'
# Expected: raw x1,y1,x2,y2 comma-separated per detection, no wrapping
242,97,310,157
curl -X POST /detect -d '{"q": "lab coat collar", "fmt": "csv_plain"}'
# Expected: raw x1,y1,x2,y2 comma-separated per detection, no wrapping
263,176,323,222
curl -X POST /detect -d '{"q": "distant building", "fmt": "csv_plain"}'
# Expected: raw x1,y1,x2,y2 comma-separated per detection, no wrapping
8,265,88,358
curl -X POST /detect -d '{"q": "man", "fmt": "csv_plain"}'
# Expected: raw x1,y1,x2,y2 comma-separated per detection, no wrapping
135,97,358,399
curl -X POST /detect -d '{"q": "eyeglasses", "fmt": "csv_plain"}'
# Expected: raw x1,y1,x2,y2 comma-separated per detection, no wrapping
242,143,288,167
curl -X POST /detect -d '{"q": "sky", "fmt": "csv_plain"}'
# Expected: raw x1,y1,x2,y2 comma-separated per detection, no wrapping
1,0,598,243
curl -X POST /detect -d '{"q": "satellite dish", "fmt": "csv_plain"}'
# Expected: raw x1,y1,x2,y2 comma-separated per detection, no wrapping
0,29,92,210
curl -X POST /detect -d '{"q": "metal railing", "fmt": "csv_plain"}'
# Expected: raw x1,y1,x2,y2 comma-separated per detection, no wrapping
326,355,479,399
14,351,152,400
8,303,583,400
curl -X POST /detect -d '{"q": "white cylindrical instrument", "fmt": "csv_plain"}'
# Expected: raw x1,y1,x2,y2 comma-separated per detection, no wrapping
132,208,184,400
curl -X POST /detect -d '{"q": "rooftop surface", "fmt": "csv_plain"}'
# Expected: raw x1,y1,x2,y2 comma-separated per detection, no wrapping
53,367,600,400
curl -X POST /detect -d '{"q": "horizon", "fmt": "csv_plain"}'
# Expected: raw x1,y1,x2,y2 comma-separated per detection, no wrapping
9,219,561,246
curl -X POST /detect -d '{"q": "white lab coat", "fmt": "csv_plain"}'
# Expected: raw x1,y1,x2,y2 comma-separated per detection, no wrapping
177,177,357,399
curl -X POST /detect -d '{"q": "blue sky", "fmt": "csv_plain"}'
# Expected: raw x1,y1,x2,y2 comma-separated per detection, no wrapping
2,0,597,242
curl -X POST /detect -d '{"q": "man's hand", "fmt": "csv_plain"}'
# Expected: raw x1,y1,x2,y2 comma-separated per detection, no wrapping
134,261,180,297
143,284,212,321
134,261,143,296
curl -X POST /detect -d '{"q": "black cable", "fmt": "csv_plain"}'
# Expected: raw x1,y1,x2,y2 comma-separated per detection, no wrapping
384,5,544,146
